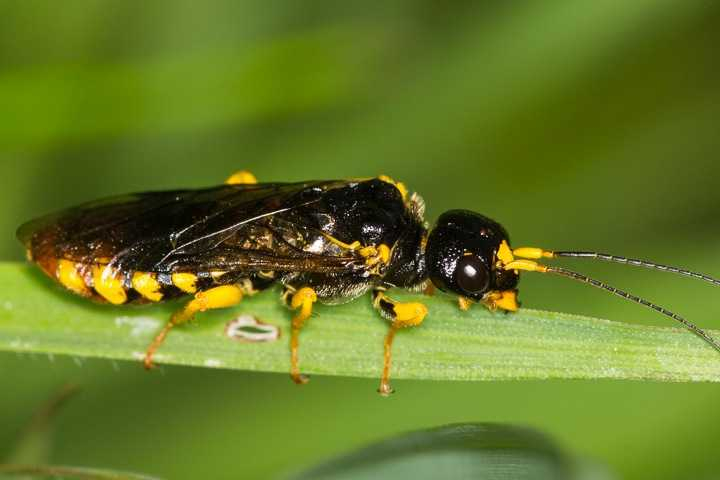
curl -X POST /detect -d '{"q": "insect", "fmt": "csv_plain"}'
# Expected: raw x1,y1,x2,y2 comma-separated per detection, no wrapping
17,172,720,395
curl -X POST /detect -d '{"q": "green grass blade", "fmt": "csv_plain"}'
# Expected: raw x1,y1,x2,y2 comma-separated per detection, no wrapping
5,384,80,465
0,464,160,480
286,423,613,480
1,262,719,382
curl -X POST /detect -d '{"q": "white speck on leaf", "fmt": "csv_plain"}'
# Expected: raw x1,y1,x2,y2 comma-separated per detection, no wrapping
115,316,160,337
204,358,223,368
131,351,145,360
225,314,280,343
9,339,33,350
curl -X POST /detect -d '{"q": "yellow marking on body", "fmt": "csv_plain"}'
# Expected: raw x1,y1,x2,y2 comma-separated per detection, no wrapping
458,296,473,311
92,265,127,305
496,240,514,266
171,273,198,294
225,170,258,185
26,249,33,261
483,290,518,312
378,175,408,201
513,247,555,260
504,259,548,273
132,272,163,302
57,260,90,296
210,271,226,279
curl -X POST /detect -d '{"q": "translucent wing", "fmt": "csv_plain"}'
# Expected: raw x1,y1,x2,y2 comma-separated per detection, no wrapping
18,180,359,274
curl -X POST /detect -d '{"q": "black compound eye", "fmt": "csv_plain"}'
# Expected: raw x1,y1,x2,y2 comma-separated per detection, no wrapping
456,255,489,294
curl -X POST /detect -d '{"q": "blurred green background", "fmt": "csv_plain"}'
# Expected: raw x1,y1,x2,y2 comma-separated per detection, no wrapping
1,1,720,478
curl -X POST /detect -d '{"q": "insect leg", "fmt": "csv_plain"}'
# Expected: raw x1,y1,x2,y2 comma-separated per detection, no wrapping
143,285,244,369
225,170,258,185
371,288,428,396
282,286,318,384
455,290,519,313
481,290,519,312
321,234,391,270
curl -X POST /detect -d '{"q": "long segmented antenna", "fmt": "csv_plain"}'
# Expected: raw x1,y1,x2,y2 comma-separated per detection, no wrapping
552,251,720,288
503,256,720,353
501,247,720,352
547,265,720,353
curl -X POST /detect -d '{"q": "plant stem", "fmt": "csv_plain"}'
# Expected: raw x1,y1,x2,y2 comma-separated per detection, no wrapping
1,262,719,382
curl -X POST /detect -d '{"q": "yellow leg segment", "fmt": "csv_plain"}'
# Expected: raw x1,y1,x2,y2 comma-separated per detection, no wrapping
458,296,474,311
323,236,361,251
143,285,244,369
225,170,258,185
372,290,428,396
361,244,391,267
322,234,392,270
288,287,318,384
482,290,519,312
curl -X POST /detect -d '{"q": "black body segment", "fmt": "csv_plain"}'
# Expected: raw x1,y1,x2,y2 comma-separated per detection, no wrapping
18,178,429,305
426,210,518,300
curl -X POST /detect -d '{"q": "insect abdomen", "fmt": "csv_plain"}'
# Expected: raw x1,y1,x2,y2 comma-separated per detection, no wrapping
34,253,208,305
